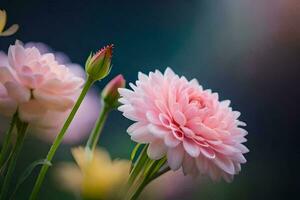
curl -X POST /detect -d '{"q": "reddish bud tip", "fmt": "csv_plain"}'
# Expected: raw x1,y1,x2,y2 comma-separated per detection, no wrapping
85,44,114,81
102,74,126,108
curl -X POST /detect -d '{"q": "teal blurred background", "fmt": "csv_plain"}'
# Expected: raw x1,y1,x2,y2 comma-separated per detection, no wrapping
0,0,299,199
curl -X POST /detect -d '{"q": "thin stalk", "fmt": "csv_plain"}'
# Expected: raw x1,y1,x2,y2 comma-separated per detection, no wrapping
127,145,148,186
130,178,147,200
85,101,110,155
0,112,18,168
0,121,28,200
124,145,148,200
29,77,94,200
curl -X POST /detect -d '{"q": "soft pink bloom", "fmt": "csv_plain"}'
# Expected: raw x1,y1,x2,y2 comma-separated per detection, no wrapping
0,51,8,67
0,40,84,123
118,68,248,182
0,42,100,143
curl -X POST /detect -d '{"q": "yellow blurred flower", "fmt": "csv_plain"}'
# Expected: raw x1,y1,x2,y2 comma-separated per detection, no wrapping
55,147,131,200
0,9,19,37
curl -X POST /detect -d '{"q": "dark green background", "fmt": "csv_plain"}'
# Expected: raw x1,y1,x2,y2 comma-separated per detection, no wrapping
0,0,299,199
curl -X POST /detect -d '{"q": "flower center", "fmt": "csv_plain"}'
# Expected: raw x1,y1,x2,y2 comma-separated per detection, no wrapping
189,96,205,109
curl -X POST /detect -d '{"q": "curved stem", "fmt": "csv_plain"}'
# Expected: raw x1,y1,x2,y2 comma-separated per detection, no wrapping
0,121,28,200
29,77,94,200
130,179,147,200
128,145,148,186
0,112,18,168
85,101,110,156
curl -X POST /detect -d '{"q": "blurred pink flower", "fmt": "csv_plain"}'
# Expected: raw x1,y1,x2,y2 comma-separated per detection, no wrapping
0,42,100,143
0,40,84,121
118,68,248,182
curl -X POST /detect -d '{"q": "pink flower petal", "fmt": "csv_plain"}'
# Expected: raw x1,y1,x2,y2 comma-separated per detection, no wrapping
148,124,169,138
0,67,16,83
19,100,47,122
212,143,241,156
164,133,180,147
146,111,160,125
231,153,247,164
235,143,250,154
4,81,30,103
167,144,184,170
130,124,154,143
159,113,171,127
147,140,167,160
181,126,195,138
213,156,235,175
8,42,26,69
33,89,74,111
199,146,216,159
173,111,187,126
183,138,200,157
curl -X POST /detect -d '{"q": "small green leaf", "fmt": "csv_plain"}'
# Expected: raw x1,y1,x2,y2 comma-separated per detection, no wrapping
143,159,155,176
10,159,52,199
130,143,142,161
144,156,167,178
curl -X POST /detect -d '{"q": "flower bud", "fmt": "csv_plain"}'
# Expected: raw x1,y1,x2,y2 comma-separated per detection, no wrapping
101,75,125,108
85,45,113,81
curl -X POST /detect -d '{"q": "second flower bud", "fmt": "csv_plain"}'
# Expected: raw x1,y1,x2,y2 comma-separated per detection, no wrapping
102,75,125,109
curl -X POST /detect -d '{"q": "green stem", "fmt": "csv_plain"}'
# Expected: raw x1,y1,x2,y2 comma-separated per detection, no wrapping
29,77,94,200
128,145,148,186
123,145,147,200
0,112,18,168
85,101,110,155
0,121,28,200
130,179,147,200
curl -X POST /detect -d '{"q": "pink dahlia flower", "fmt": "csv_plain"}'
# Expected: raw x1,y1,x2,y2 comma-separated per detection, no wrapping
23,42,100,143
0,40,84,123
118,68,248,182
0,42,100,143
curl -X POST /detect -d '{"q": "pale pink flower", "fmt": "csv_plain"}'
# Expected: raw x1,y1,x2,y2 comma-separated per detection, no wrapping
0,42,101,143
24,42,101,143
118,68,248,182
0,40,84,123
